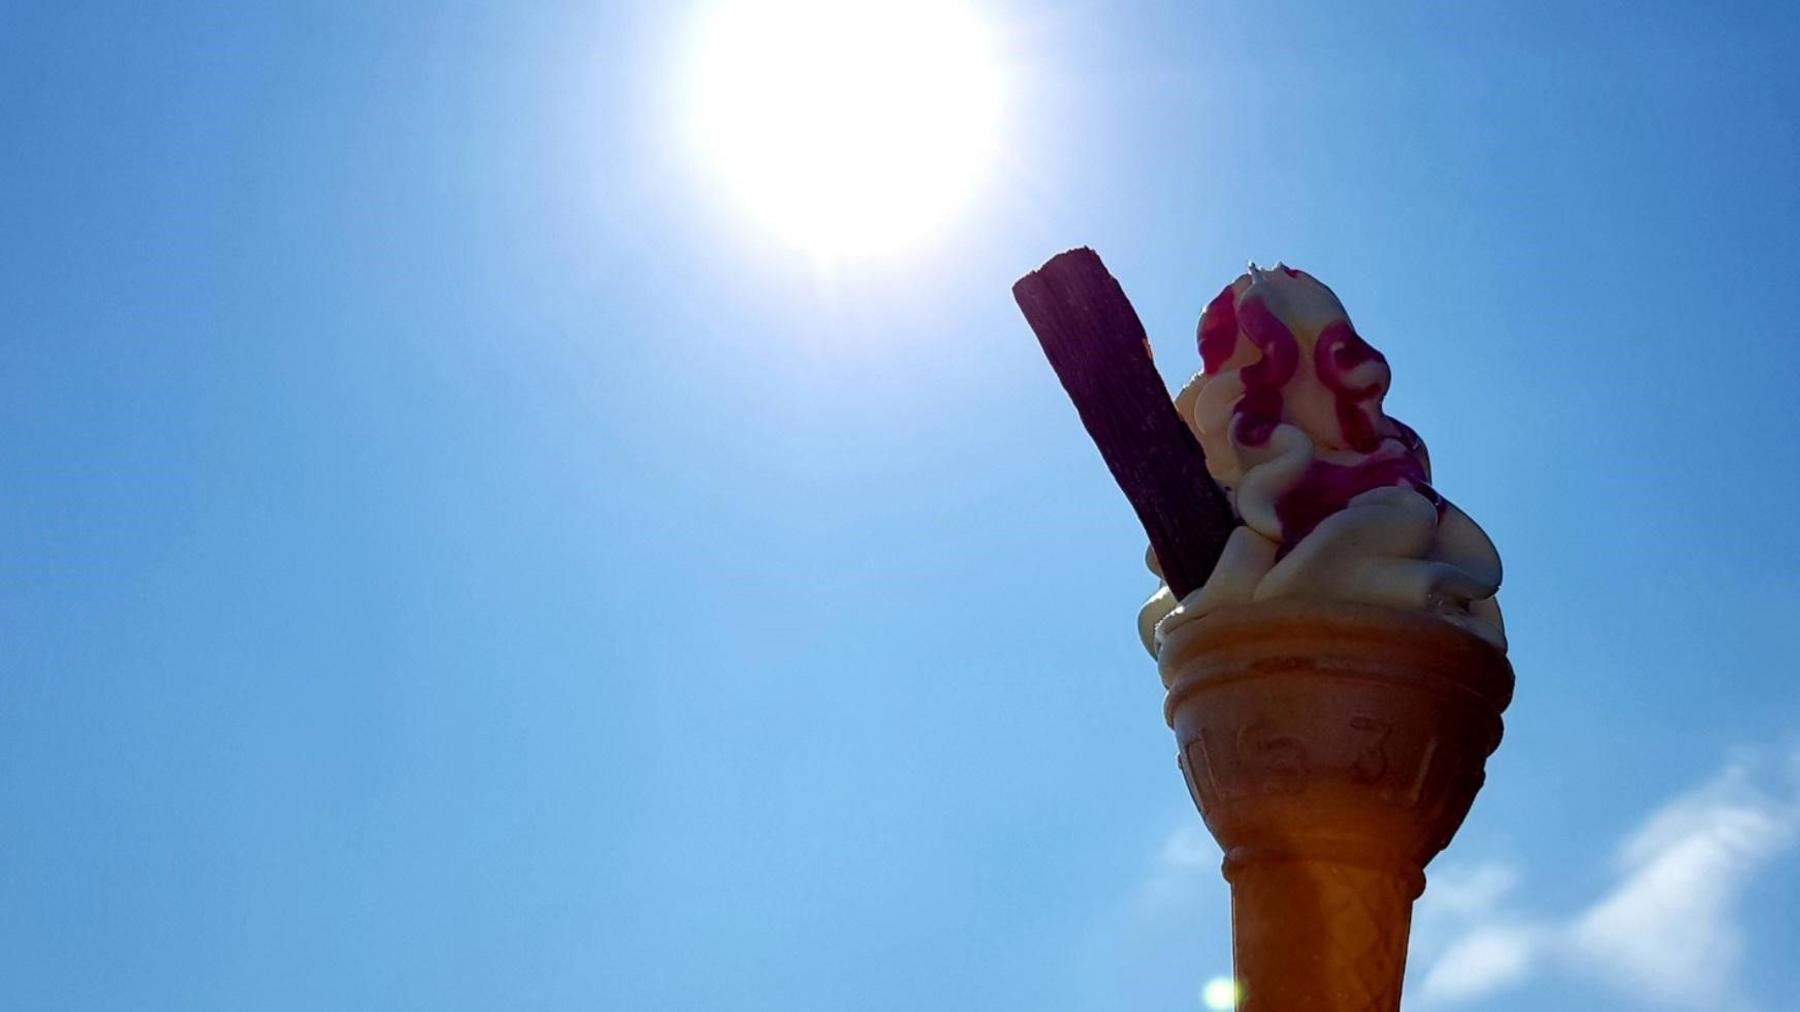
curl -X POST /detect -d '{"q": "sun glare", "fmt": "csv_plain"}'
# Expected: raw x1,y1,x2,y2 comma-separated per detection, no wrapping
685,0,1004,258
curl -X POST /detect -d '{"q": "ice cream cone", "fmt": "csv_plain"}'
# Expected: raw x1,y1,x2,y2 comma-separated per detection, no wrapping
1158,599,1514,1011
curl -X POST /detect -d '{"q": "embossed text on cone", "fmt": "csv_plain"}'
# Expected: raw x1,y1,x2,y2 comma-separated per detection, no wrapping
1158,601,1514,1011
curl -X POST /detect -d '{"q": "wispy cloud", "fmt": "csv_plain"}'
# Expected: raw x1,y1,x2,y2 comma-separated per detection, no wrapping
1417,923,1546,1004
1416,862,1521,921
1408,862,1546,1003
1413,747,1800,1010
1122,747,1800,1011
1563,754,1800,1009
1137,823,1219,908
1079,823,1233,1012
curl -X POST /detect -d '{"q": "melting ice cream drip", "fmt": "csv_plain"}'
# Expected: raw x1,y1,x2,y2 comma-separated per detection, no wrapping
1140,265,1505,654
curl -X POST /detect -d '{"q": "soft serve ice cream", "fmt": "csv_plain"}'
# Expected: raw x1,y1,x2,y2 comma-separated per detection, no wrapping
1140,265,1504,653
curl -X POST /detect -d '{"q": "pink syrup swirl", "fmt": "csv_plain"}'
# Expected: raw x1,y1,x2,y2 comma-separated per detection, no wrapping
1196,268,1436,549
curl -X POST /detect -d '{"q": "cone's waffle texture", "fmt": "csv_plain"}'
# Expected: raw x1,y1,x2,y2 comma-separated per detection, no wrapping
1158,600,1513,1012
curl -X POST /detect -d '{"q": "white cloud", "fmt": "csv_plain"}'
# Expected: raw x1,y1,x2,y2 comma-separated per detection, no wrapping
1080,822,1233,1012
1122,748,1800,1011
1417,862,1521,920
1156,823,1217,870
1413,747,1800,1010
1137,823,1222,909
1417,924,1546,1004
1565,757,1799,1009
1408,862,1545,1006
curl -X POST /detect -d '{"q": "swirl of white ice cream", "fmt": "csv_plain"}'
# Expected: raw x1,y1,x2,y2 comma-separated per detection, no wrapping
1139,265,1504,654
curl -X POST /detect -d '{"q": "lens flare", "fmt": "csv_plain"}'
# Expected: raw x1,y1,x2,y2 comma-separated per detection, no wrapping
1201,975,1239,1010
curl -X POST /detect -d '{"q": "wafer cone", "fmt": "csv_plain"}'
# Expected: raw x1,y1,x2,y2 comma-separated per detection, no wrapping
1158,599,1514,1011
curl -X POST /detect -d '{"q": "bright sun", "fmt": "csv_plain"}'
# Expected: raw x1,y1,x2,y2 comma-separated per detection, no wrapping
686,0,1004,258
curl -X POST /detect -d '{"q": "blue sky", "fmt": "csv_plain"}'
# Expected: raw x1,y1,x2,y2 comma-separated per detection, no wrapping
4,2,1800,1010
